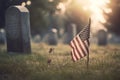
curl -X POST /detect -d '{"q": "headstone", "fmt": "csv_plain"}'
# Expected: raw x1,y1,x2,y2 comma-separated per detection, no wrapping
0,29,6,44
5,6,31,53
65,24,77,44
97,30,107,46
48,28,58,45
32,34,41,43
108,33,120,44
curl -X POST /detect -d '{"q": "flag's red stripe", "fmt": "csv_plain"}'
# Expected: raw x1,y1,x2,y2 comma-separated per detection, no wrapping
83,40,89,54
70,43,79,60
70,44,77,61
74,37,85,58
84,40,89,47
72,49,78,61
77,37,88,55
71,51,76,62
71,40,81,60
76,37,86,57
87,39,90,46
72,42,81,60
72,39,83,58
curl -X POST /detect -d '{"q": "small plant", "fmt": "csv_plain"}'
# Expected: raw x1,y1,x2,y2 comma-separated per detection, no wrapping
0,43,120,80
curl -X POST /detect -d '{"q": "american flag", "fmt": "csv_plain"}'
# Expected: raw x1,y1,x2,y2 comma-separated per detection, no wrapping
70,20,91,62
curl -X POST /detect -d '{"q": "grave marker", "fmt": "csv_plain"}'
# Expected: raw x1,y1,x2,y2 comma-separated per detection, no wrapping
5,6,31,53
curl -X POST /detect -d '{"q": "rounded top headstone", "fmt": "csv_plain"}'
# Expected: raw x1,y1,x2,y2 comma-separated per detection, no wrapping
97,29,108,45
51,28,57,33
98,29,107,34
6,5,29,39
6,5,29,13
5,5,31,53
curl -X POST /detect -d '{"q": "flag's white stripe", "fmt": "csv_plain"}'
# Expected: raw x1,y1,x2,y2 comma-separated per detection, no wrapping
83,40,89,53
72,38,83,58
84,40,89,47
74,37,85,57
77,35,88,55
71,41,81,59
77,35,88,54
70,42,78,61
74,47,80,60
73,38,84,58
70,43,77,61
71,49,77,61
76,35,87,57
74,48,80,60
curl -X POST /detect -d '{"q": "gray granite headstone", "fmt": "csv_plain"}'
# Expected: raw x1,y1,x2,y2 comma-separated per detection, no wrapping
0,29,5,44
97,30,107,46
32,34,41,43
48,28,58,45
65,24,77,44
5,6,31,53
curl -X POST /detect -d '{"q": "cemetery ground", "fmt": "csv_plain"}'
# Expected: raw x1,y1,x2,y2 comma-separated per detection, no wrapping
0,43,120,80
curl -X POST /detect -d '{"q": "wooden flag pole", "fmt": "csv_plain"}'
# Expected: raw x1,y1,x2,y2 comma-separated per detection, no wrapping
87,18,91,70
87,51,89,70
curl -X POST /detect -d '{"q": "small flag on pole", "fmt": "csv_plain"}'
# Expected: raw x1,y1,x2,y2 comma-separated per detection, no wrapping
70,19,91,62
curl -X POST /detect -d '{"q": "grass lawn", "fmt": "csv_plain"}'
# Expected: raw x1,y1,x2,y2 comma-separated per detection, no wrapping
0,43,120,80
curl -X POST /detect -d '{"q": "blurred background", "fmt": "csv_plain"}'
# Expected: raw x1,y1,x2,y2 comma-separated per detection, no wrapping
0,0,120,45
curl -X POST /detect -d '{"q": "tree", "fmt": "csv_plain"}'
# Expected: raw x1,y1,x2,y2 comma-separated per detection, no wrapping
29,0,66,34
105,0,120,35
64,0,90,33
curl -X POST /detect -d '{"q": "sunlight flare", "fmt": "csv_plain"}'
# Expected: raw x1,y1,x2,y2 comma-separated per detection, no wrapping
26,1,31,5
57,2,66,14
76,0,112,33
21,2,26,7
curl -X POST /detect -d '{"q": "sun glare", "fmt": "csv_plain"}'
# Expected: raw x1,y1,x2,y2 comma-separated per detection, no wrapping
57,2,66,14
76,0,112,33
81,0,111,23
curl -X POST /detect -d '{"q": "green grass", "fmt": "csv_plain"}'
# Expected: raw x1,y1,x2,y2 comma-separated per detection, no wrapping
0,43,120,80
